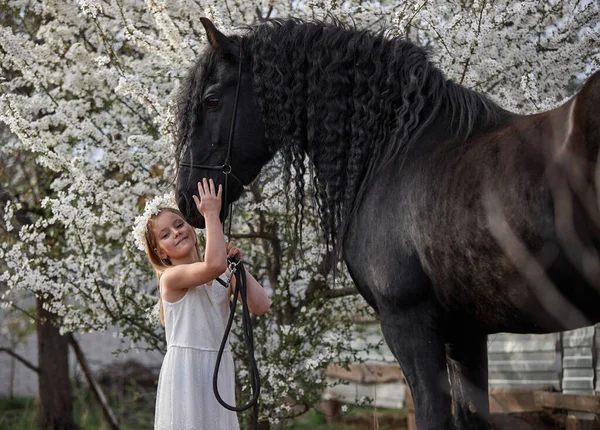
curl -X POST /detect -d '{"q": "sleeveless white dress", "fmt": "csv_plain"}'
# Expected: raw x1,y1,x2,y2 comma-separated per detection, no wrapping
155,275,240,430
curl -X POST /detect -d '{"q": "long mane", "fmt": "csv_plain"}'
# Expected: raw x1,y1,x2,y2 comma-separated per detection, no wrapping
176,18,502,250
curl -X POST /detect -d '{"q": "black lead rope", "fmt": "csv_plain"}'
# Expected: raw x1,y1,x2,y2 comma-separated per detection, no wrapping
213,258,260,429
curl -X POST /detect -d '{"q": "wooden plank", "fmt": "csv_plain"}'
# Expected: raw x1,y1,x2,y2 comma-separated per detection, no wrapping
407,411,417,430
402,388,600,427
325,363,403,384
537,392,600,414
353,349,397,364
489,389,543,413
405,385,414,411
406,388,543,414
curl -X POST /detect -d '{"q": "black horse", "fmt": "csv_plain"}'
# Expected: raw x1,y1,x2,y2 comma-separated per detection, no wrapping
174,18,600,429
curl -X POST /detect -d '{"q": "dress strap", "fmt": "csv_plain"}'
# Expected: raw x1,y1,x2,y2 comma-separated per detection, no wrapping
214,277,228,288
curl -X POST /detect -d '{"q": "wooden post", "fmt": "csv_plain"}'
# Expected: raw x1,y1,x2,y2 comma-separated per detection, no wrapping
565,412,597,430
405,385,417,430
321,399,341,424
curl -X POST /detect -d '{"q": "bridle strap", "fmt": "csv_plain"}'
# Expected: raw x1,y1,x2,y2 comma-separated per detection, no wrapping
224,43,243,169
222,41,244,239
178,38,245,215
178,162,243,186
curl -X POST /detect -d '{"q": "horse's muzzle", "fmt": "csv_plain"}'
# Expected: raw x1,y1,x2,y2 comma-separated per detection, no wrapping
177,193,206,229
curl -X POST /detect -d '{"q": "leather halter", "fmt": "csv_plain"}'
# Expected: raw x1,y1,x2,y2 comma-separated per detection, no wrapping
179,42,244,215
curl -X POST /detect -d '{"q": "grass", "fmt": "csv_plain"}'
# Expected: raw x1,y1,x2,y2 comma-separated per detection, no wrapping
285,405,407,430
285,409,352,429
0,381,155,430
0,397,37,430
0,388,406,430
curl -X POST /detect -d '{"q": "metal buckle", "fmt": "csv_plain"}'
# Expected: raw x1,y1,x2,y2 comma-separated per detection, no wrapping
228,258,240,275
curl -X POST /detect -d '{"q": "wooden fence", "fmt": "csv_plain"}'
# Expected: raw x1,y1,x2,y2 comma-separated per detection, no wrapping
323,323,600,428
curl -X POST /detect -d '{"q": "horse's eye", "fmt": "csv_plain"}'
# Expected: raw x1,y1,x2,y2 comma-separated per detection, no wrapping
204,97,219,109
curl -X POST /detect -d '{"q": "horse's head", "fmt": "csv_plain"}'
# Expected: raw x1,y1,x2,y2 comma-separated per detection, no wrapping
175,18,272,229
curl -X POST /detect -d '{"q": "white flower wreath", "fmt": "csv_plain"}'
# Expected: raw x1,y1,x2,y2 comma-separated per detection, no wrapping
132,192,179,251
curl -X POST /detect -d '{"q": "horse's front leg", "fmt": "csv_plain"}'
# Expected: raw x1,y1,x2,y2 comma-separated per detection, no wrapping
379,298,453,430
344,222,453,428
446,330,491,429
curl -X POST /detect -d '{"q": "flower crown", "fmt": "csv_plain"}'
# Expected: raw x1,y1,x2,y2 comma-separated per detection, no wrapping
132,192,179,251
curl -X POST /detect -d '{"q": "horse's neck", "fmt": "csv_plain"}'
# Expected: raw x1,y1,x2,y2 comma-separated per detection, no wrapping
304,83,505,160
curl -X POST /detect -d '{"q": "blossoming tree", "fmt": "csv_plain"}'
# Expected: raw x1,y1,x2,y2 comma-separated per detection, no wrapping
0,0,598,426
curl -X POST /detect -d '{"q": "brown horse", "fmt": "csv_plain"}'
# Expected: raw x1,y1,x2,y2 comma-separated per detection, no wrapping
173,18,600,429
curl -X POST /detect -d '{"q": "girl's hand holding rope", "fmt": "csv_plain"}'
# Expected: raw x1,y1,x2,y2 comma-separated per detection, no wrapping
226,241,242,260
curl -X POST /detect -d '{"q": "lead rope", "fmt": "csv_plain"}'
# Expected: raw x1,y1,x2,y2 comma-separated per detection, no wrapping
212,41,261,430
213,258,260,428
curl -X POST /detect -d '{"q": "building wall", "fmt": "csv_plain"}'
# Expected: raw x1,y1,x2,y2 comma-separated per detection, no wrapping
487,332,560,390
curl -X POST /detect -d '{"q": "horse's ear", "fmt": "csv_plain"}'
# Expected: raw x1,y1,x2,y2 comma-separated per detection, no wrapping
200,17,236,58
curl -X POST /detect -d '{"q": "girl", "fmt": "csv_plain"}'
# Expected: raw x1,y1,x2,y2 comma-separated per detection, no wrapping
134,178,271,430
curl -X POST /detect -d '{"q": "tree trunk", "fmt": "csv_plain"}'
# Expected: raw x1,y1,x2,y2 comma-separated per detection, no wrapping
36,298,78,430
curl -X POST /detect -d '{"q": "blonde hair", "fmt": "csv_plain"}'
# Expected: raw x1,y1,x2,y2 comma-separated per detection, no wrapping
143,207,202,326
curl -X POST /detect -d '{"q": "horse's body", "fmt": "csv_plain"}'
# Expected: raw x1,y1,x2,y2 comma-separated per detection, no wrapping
174,18,600,429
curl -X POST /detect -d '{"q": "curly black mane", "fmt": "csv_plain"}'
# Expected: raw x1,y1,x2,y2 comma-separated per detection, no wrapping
175,18,502,250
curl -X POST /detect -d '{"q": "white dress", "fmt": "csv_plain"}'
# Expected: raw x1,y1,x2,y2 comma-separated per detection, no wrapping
155,275,240,430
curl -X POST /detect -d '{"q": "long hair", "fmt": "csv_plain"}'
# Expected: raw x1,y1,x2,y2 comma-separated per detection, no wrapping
175,18,502,252
143,207,202,326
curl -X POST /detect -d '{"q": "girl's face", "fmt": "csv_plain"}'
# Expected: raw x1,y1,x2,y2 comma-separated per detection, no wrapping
152,210,197,261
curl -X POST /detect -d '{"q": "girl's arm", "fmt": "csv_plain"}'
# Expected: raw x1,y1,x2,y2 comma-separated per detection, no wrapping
161,179,227,291
161,212,226,290
226,242,271,315
229,270,271,316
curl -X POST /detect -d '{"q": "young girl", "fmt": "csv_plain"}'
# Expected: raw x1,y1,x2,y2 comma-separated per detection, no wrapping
134,178,271,430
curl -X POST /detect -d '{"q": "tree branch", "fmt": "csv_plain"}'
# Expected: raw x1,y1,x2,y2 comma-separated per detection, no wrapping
0,347,39,374
68,334,119,430
230,232,278,241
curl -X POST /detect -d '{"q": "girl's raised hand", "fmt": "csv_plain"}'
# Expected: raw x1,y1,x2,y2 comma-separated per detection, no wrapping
192,178,222,217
